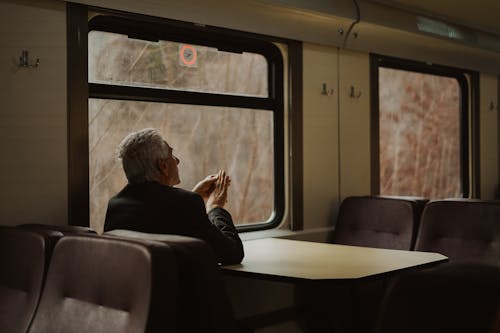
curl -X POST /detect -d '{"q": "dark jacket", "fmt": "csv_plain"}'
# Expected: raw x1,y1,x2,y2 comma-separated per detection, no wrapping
104,181,244,264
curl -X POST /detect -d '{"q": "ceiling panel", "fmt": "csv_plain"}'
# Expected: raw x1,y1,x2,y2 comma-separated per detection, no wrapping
369,0,500,35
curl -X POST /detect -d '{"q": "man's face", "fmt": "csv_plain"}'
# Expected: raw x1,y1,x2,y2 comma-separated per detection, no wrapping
163,143,180,186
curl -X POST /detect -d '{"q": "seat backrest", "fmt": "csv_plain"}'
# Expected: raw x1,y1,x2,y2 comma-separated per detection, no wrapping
376,261,500,333
18,223,97,235
28,235,178,333
0,227,62,333
331,196,428,250
105,229,238,333
415,199,500,263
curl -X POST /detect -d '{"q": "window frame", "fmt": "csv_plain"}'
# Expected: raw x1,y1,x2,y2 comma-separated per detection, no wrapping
370,54,480,198
68,5,293,232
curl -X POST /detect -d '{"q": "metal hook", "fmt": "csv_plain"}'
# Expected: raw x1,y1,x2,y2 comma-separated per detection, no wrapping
489,101,497,111
18,50,39,68
349,85,361,98
321,83,334,96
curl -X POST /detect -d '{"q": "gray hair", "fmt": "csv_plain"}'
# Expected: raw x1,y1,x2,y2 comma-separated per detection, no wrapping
118,128,169,184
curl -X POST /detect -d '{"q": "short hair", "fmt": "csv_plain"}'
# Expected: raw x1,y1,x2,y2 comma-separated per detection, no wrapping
118,128,169,184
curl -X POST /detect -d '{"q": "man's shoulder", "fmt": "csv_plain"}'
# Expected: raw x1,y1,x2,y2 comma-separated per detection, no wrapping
115,182,195,196
144,182,203,203
109,182,203,209
170,187,204,203
168,186,193,195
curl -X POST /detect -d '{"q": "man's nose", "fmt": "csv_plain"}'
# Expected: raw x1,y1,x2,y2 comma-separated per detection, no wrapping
175,156,180,164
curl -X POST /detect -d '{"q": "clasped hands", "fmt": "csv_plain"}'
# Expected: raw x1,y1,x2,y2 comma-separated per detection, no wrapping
192,170,231,212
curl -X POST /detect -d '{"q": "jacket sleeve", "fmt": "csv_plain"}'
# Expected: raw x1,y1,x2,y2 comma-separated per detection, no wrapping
186,194,244,265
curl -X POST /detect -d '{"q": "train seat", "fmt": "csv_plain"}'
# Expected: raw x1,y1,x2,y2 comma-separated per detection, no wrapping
0,227,62,333
331,195,428,250
415,199,500,263
17,223,97,235
329,196,429,332
28,235,178,333
375,261,500,333
105,229,239,333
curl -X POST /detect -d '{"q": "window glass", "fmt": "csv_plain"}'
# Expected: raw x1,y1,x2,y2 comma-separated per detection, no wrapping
88,31,268,97
379,67,462,198
89,99,274,233
86,16,284,233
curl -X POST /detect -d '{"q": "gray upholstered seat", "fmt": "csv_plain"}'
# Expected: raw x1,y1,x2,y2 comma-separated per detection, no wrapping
0,227,62,333
376,261,500,333
331,195,428,250
415,199,500,263
28,235,178,333
329,196,429,331
105,229,239,333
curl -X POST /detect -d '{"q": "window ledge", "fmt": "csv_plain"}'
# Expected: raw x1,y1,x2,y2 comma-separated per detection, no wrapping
240,226,335,243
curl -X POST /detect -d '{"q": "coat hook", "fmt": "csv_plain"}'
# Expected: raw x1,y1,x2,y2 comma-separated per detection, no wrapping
349,85,361,98
321,83,334,96
489,101,497,111
18,50,39,68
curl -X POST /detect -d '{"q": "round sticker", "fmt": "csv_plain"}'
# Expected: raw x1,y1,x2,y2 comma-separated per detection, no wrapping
180,44,197,66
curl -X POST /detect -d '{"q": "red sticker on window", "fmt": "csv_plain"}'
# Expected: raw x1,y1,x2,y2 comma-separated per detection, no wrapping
179,44,197,67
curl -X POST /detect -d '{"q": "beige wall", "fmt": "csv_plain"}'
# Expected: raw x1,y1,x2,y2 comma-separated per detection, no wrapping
480,74,499,199
0,0,67,226
302,43,339,229
338,49,371,200
301,45,372,231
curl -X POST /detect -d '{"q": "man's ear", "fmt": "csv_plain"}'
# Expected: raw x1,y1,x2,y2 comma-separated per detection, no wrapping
157,158,168,174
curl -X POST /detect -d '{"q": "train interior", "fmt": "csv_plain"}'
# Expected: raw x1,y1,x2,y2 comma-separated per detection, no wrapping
0,0,499,332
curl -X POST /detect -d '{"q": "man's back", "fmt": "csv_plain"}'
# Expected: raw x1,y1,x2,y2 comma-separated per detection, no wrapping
104,181,244,264
104,181,200,235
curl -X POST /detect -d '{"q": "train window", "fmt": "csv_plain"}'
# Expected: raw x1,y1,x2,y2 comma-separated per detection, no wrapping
86,15,284,233
89,100,274,228
372,56,472,198
88,31,268,97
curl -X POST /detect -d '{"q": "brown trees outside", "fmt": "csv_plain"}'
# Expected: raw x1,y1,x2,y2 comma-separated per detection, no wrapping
379,68,462,198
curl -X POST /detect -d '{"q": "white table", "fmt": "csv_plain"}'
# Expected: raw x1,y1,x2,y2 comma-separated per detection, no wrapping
222,238,447,332
222,238,448,281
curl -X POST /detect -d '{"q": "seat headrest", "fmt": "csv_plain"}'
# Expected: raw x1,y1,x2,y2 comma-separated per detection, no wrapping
28,235,178,333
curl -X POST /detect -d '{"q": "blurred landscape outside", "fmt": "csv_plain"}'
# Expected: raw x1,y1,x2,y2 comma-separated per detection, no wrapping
379,67,462,198
89,31,274,233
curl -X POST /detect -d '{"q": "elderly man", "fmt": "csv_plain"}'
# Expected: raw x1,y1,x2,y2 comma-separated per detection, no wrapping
104,128,244,265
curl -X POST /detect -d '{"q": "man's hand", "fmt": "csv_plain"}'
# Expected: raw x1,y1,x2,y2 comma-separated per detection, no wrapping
206,170,230,212
192,173,218,201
